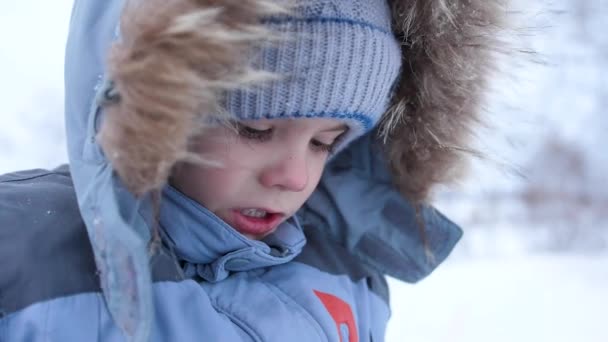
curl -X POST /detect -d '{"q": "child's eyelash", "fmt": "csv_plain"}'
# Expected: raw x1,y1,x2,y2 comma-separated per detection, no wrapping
236,124,273,142
235,122,338,154
310,139,335,153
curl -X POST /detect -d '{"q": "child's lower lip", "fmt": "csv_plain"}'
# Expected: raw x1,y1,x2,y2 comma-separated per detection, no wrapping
229,210,284,237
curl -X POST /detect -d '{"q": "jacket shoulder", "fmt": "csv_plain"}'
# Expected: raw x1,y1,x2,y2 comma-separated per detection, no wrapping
0,165,101,317
294,224,389,305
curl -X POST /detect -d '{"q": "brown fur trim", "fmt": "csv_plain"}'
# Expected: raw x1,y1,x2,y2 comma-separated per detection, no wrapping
99,0,291,196
100,0,508,202
380,0,507,203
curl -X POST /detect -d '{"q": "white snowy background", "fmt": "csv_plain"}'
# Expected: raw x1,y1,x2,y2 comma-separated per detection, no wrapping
1,1,606,341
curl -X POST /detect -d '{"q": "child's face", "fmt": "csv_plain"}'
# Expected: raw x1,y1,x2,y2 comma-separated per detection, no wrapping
170,118,347,240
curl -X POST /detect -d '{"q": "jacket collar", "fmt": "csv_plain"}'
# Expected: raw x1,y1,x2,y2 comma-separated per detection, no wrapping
159,185,306,282
299,132,463,283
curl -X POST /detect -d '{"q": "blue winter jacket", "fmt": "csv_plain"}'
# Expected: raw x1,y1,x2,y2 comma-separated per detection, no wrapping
0,1,462,341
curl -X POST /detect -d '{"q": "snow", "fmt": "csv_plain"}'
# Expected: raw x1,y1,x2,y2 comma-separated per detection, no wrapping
0,1,71,172
386,253,608,342
1,1,606,341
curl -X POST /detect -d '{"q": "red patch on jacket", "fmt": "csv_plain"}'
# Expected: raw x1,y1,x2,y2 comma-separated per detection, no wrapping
313,290,359,342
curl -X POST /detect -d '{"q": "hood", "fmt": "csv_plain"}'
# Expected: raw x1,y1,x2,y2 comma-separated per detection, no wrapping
97,0,507,202
65,0,507,341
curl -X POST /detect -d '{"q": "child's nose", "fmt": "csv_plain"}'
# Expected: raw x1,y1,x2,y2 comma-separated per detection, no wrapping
259,151,309,192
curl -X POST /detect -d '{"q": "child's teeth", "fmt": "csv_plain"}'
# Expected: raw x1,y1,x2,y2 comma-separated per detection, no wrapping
241,209,267,218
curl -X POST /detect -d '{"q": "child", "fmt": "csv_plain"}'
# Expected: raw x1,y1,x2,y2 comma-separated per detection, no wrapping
0,0,506,341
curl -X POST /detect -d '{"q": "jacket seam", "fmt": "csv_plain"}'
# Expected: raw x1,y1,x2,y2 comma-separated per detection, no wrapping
287,260,392,336
301,221,391,281
43,296,50,342
289,259,391,308
354,233,419,280
0,312,6,342
0,171,67,184
207,299,262,342
254,274,329,342
94,292,102,342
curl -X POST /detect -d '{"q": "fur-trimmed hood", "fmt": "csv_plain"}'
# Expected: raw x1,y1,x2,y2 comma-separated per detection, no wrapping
64,0,508,341
99,0,505,203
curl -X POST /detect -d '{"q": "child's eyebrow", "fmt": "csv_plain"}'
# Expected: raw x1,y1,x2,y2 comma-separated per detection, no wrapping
320,125,349,133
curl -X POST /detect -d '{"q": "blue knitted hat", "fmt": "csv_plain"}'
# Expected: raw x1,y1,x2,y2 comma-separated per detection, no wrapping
99,0,404,196
223,0,403,150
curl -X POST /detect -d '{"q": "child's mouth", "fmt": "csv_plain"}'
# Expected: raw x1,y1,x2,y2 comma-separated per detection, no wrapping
228,208,284,238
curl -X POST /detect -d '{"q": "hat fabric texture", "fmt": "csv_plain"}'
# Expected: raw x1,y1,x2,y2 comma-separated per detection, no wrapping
223,0,403,149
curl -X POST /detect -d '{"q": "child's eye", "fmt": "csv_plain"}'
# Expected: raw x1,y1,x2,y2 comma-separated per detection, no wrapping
236,123,273,142
311,129,347,154
310,139,335,154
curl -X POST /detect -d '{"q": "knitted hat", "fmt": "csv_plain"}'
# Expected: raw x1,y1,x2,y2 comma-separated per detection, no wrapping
223,0,403,150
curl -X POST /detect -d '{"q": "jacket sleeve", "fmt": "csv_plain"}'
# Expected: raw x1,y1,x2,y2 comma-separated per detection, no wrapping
0,167,254,342
1,283,255,342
